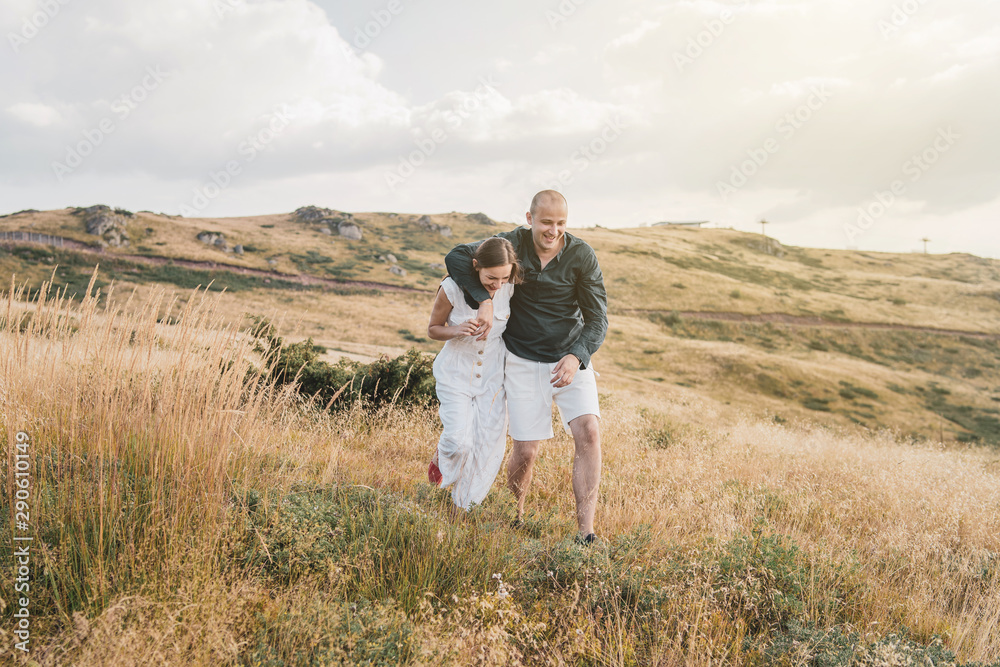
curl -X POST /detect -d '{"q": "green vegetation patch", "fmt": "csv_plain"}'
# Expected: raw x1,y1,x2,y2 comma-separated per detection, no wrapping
925,393,1000,446
0,246,316,295
251,317,436,411
613,245,819,292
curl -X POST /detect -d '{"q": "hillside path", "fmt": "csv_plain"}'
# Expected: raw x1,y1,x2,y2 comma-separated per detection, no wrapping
620,308,1000,340
4,234,997,336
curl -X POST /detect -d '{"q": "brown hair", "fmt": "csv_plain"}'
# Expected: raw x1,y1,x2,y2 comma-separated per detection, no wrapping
473,237,522,284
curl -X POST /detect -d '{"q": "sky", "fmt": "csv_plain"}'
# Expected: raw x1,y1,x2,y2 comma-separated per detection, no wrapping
1,0,998,257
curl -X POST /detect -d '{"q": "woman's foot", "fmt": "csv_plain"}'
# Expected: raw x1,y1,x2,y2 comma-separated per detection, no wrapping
428,451,442,485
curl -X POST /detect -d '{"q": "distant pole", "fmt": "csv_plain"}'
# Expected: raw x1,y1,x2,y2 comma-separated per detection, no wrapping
921,237,930,254
760,219,769,238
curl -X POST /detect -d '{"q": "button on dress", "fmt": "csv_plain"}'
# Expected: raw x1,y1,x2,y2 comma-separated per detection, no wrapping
432,277,514,509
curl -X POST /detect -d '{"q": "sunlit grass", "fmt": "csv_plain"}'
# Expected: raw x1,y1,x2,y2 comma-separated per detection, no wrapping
1,272,999,665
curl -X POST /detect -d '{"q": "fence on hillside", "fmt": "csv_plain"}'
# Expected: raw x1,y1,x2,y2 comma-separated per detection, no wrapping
0,231,67,247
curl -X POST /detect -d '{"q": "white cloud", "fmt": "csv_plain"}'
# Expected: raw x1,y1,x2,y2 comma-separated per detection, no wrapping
532,43,577,65
606,19,660,51
1,0,998,257
6,102,62,127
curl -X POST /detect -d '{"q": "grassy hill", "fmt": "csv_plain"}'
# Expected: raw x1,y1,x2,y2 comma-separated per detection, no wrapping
1,268,998,664
3,206,999,447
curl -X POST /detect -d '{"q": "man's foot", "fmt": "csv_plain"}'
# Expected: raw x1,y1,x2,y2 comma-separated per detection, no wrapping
511,516,524,529
575,532,598,546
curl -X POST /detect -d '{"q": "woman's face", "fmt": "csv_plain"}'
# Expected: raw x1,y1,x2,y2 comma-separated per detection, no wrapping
476,262,512,294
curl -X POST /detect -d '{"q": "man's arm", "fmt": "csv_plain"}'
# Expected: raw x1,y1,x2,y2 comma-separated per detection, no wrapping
568,249,608,369
444,240,490,308
443,229,522,308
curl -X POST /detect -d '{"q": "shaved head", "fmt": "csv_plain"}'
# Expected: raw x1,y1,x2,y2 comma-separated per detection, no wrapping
529,190,568,217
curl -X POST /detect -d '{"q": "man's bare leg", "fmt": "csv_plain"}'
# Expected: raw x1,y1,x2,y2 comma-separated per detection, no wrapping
506,439,541,522
569,415,601,537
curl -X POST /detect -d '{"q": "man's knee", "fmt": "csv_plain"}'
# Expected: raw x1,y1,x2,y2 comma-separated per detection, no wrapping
569,414,600,447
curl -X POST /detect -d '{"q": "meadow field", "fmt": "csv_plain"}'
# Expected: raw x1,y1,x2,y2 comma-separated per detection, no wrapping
2,208,1000,665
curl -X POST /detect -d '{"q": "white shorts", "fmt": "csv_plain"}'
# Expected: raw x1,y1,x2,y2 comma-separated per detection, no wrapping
505,351,600,441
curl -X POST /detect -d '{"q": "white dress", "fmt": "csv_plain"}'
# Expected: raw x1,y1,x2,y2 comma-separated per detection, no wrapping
433,277,514,509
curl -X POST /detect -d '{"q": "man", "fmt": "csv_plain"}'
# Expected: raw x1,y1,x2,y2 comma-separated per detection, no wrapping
444,190,608,543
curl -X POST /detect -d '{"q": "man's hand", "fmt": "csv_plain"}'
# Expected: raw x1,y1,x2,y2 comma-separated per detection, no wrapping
472,299,493,341
551,354,580,388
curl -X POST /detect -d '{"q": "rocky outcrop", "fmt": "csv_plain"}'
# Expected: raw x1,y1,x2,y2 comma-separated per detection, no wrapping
745,236,785,258
292,206,362,240
337,223,363,240
467,212,495,226
74,205,131,247
389,265,407,277
416,215,452,237
196,230,234,252
197,231,247,255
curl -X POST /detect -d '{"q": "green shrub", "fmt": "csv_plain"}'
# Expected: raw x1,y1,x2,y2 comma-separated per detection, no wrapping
802,397,832,412
398,328,428,344
250,317,436,410
645,427,674,449
712,530,808,635
755,622,965,667
243,596,417,666
654,310,682,327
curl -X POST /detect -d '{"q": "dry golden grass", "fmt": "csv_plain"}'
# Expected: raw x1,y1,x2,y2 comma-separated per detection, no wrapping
1,274,999,665
4,207,999,447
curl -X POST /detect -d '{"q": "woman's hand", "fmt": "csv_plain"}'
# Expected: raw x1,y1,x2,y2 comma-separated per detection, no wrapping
449,319,481,338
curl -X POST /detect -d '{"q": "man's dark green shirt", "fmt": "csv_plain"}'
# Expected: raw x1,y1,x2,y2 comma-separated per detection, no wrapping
444,227,608,369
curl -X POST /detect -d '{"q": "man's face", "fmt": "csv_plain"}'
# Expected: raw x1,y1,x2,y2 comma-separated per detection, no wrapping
527,198,568,254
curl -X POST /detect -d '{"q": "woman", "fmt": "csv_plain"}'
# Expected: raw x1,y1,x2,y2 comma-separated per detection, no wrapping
426,237,521,512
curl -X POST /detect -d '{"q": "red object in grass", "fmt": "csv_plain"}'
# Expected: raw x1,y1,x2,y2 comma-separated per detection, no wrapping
428,461,442,485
